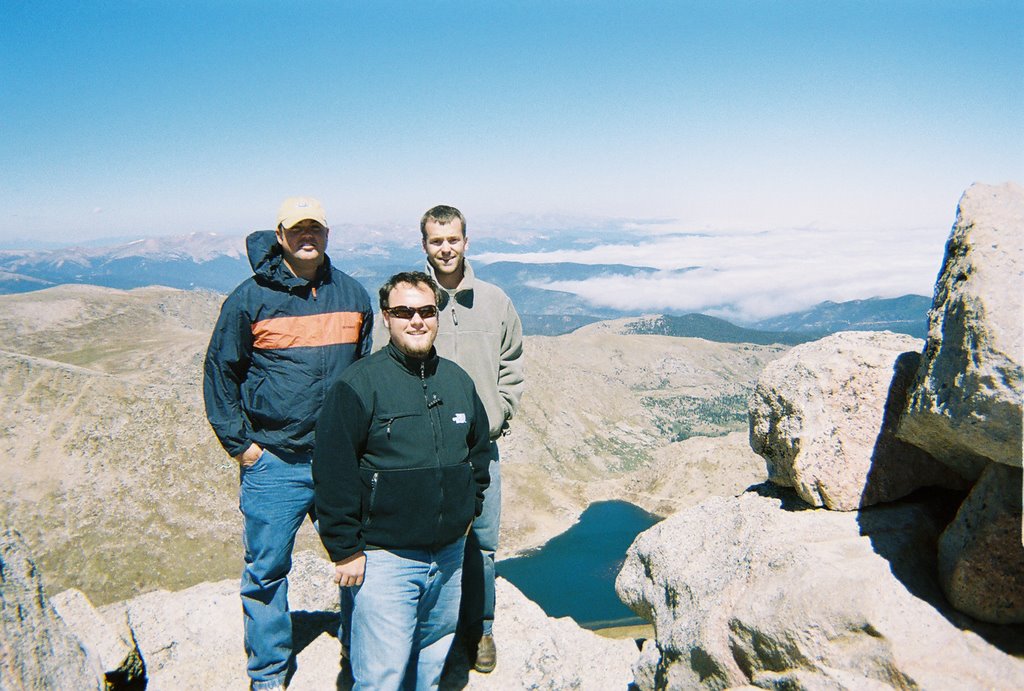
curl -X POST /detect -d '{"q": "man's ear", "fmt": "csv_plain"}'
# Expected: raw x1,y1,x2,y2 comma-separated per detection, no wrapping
275,225,285,245
381,310,391,329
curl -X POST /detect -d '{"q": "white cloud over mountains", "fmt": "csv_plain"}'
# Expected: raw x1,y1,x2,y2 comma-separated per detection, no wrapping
476,225,951,323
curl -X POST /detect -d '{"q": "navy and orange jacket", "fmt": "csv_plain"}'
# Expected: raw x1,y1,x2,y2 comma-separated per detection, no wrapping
203,230,373,458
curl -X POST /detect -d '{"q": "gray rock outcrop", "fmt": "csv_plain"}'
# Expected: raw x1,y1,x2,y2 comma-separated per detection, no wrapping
749,330,964,510
615,488,1024,690
0,527,102,690
95,557,338,691
938,462,1024,623
50,587,145,687
898,181,1024,476
893,181,1024,624
100,578,335,690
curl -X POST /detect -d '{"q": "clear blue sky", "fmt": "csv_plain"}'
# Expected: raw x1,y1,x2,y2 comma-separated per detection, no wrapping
2,1,1021,244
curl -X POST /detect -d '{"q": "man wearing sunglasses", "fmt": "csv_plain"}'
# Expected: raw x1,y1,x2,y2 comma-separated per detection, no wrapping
420,205,524,674
204,196,374,691
313,271,491,690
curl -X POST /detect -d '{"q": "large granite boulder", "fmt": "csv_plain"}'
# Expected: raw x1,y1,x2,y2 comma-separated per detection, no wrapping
898,182,1024,476
100,579,255,690
749,330,964,510
0,527,102,690
616,488,1024,690
97,550,341,690
50,587,146,688
938,462,1024,623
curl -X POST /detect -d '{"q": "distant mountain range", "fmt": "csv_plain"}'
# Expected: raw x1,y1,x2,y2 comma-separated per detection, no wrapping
750,294,932,339
0,231,931,341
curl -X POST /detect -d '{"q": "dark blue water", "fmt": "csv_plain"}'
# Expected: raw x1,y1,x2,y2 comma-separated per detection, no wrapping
496,500,661,629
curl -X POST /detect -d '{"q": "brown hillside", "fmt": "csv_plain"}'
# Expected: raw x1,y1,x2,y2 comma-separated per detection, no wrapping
0,286,780,604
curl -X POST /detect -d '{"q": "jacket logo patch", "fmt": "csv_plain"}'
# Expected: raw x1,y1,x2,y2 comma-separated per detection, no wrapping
452,413,467,424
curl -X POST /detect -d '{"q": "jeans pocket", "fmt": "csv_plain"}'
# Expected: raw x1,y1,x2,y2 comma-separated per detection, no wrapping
241,449,271,476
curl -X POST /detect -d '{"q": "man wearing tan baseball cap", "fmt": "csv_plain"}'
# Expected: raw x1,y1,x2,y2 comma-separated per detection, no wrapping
273,196,330,281
204,196,374,690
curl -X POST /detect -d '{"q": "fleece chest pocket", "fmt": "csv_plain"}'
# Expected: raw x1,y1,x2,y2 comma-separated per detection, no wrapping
376,410,421,439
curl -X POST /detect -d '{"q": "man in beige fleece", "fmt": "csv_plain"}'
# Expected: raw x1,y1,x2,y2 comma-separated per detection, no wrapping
420,205,524,673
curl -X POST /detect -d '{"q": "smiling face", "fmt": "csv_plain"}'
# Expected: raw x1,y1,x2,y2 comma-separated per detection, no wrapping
422,218,467,289
275,218,328,279
383,281,439,358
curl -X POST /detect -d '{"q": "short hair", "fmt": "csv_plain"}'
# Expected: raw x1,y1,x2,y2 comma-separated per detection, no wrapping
379,271,440,312
420,205,466,242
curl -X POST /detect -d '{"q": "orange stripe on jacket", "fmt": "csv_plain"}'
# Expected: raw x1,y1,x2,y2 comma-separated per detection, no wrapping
252,312,364,349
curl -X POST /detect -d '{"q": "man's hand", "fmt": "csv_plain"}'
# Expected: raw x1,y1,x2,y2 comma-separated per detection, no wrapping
234,443,263,468
334,552,366,587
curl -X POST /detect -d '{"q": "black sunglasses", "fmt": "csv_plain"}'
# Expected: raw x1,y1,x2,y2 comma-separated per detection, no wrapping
386,305,438,320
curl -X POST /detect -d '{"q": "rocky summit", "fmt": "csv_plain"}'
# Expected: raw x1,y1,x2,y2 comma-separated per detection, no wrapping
617,182,1024,688
617,486,1024,689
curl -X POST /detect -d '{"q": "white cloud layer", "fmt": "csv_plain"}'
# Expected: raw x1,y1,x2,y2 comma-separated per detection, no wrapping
476,226,951,323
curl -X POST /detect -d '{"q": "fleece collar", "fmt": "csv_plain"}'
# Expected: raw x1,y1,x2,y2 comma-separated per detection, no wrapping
385,341,439,377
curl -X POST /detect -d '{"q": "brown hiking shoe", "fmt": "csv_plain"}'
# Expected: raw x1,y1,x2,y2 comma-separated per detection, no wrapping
474,634,496,673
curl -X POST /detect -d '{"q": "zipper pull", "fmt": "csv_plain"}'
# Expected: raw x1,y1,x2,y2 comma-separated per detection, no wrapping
386,418,394,439
452,306,458,325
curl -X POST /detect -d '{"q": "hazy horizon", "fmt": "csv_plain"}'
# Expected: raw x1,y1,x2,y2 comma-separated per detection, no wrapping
3,1,1021,246
0,211,950,324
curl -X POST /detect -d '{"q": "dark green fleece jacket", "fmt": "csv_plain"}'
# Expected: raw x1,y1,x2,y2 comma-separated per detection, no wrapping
313,342,491,561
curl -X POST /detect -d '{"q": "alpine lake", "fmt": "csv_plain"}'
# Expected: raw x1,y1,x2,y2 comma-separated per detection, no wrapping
496,500,661,632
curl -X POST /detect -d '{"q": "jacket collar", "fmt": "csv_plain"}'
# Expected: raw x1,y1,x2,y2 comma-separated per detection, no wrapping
426,257,476,310
425,257,476,294
385,342,439,376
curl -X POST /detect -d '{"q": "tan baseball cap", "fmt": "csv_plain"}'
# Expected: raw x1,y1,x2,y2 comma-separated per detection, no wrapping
276,196,328,230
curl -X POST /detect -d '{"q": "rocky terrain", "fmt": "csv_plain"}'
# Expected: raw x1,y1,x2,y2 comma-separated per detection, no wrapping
0,286,238,603
617,182,1024,688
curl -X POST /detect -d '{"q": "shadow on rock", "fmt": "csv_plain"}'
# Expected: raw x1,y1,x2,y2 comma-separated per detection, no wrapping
745,481,815,512
858,487,1024,656
439,629,474,690
292,610,341,654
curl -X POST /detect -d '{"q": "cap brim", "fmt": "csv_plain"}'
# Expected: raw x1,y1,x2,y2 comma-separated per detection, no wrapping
278,213,328,229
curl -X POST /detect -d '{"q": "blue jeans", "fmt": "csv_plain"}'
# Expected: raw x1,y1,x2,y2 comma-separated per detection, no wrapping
350,537,466,691
460,445,501,637
239,449,315,690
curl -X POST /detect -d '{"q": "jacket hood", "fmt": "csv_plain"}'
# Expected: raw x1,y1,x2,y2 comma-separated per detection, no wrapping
246,229,332,290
